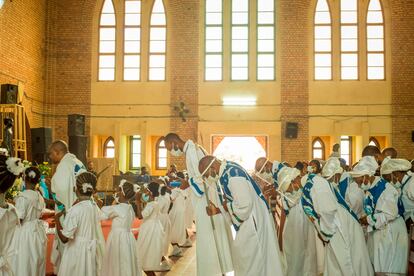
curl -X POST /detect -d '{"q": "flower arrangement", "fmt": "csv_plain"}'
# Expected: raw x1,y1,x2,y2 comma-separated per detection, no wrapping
5,178,22,201
37,162,52,177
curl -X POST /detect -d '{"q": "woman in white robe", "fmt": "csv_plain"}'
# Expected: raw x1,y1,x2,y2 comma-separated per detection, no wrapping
168,185,187,253
101,180,140,276
278,167,318,276
136,182,166,275
54,172,105,276
11,187,47,276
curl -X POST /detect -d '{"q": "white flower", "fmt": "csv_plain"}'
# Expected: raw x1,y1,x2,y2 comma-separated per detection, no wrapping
81,183,93,193
6,157,25,176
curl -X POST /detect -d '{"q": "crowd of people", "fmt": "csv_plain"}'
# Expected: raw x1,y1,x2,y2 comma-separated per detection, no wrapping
0,135,412,276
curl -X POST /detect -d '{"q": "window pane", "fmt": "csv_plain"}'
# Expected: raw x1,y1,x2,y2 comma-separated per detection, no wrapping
368,67,384,80
341,53,358,66
125,14,141,26
107,140,115,147
150,41,166,53
315,67,332,80
341,26,358,38
232,40,249,52
124,41,140,53
315,39,331,51
149,68,165,80
316,0,329,11
315,53,331,67
341,39,358,51
315,26,331,39
315,11,331,24
367,11,383,23
158,158,167,168
150,28,166,40
205,68,222,80
232,0,248,12
100,41,115,53
132,140,140,152
99,55,115,68
106,148,115,158
232,12,249,24
125,1,141,13
258,54,274,67
313,149,323,159
124,68,140,80
341,11,357,23
314,141,322,147
206,12,222,24
99,68,115,81
258,26,274,39
367,53,384,66
341,67,358,80
257,68,274,80
100,28,115,40
100,14,115,26
206,54,222,67
124,55,140,67
149,55,166,67
102,0,115,13
341,0,357,11
367,39,384,51
125,28,140,40
258,12,274,24
159,149,167,158
206,0,222,12
258,0,273,11
132,154,141,168
258,40,274,52
151,14,166,25
206,40,222,52
232,54,248,67
232,26,248,39
232,67,248,80
206,27,222,40
367,26,383,38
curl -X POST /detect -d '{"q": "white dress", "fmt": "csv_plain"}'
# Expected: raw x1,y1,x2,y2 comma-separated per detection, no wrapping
225,176,284,276
101,203,141,276
184,187,194,229
282,198,318,276
366,178,408,274
58,200,105,276
10,190,47,276
136,201,165,271
339,173,365,218
156,194,171,256
168,188,187,245
0,204,18,276
307,175,374,276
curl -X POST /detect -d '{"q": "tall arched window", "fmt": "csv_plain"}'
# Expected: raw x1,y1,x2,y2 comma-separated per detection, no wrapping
368,137,380,149
123,0,141,81
340,0,358,80
366,0,384,80
257,0,275,80
156,138,167,169
205,0,223,81
98,0,116,81
314,0,332,80
104,137,115,158
231,0,249,80
149,0,167,81
312,137,325,159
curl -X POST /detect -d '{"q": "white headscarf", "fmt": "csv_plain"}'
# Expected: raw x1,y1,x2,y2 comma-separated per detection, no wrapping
349,156,378,177
380,158,411,175
321,157,343,179
277,167,300,192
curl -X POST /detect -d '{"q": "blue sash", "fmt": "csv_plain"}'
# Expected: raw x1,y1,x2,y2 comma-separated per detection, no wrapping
364,177,387,217
398,175,411,217
190,178,204,196
338,174,351,199
272,162,285,189
219,161,269,231
331,183,359,221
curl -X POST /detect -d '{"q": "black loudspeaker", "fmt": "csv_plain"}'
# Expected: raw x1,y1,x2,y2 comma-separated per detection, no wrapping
1,84,18,104
285,122,299,139
68,114,85,136
31,128,52,164
412,131,414,142
69,135,87,165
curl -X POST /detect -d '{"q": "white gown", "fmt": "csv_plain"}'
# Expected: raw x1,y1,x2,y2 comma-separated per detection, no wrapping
339,173,365,218
58,200,105,276
156,194,172,256
366,178,408,274
225,176,284,276
309,175,374,276
10,190,47,276
282,199,318,276
136,201,165,271
101,203,141,276
168,188,187,245
0,204,18,276
184,187,194,229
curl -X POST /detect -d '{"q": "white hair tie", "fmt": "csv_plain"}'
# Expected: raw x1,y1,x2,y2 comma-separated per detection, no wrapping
133,184,140,193
82,183,93,193
28,170,36,179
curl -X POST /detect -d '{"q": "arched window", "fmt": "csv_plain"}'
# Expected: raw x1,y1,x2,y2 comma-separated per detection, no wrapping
123,0,141,81
257,0,275,80
104,137,115,158
366,0,384,80
149,0,167,81
340,0,358,80
314,0,332,80
98,0,116,81
368,137,380,149
312,138,325,159
205,0,223,81
156,138,167,169
231,0,249,80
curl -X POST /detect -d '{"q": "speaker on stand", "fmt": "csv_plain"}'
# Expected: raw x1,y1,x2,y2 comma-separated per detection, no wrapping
68,114,87,165
31,128,52,164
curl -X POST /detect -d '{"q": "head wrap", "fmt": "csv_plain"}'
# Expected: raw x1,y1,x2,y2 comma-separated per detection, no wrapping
349,156,378,177
277,167,300,192
321,158,343,179
380,158,411,175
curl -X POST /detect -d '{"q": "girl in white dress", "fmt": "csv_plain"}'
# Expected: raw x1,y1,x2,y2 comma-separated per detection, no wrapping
136,182,167,275
155,185,172,267
0,156,24,276
101,180,141,276
11,167,47,276
168,181,188,256
54,172,105,276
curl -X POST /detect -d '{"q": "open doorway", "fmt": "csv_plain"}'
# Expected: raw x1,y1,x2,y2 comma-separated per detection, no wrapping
212,136,267,172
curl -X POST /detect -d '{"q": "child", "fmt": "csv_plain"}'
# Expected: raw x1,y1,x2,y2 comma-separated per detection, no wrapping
136,182,167,275
155,184,172,267
54,172,105,276
168,180,187,256
11,167,47,276
0,156,24,276
101,180,141,276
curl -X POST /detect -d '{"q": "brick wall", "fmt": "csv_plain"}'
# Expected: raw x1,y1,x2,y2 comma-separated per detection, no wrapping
391,0,414,159
44,0,95,142
0,0,47,128
167,0,200,170
279,0,310,164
